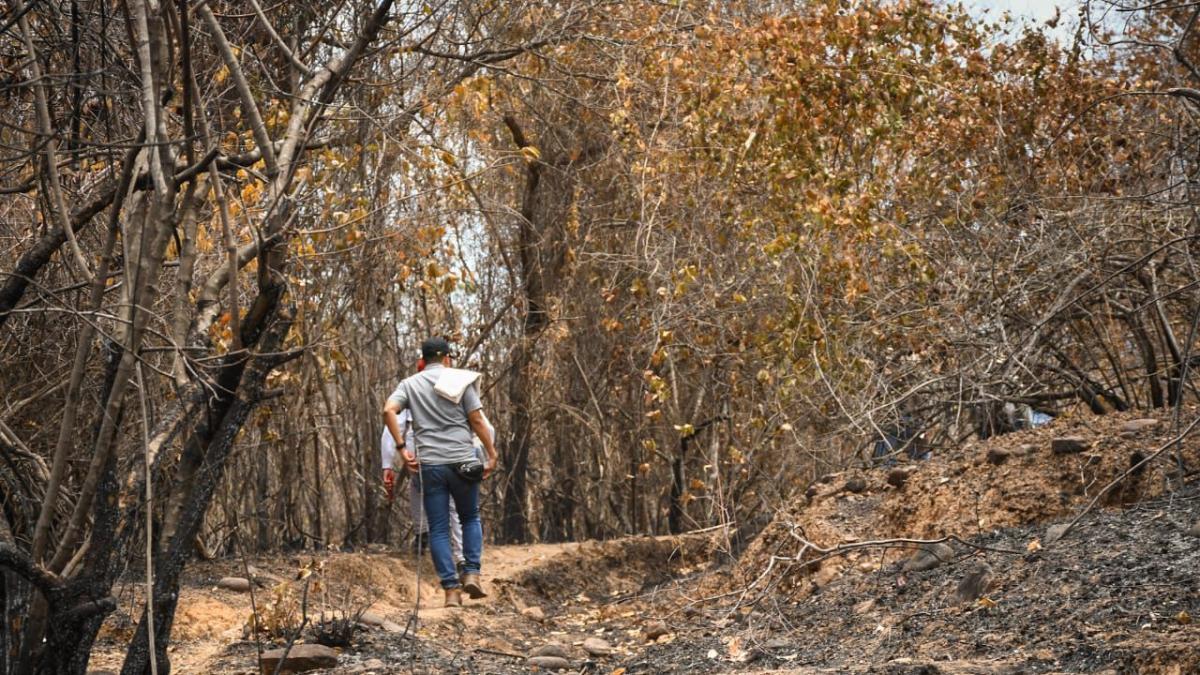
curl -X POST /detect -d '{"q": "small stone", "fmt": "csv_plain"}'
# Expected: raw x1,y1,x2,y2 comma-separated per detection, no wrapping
853,598,876,615
1051,436,1090,455
954,563,993,603
805,484,820,499
582,637,613,656
1045,523,1070,545
1185,521,1200,538
527,656,572,670
259,644,338,673
380,619,404,633
643,620,670,640
886,467,912,488
1119,418,1159,434
357,658,386,673
902,543,955,572
521,606,546,622
358,610,385,627
216,577,251,592
530,644,570,659
843,477,867,494
985,447,1010,465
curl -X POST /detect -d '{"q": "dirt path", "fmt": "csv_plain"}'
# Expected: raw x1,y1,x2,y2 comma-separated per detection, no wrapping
88,541,593,673
410,541,581,617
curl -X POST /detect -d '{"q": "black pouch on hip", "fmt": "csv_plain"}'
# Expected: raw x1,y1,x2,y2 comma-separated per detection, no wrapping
454,459,485,482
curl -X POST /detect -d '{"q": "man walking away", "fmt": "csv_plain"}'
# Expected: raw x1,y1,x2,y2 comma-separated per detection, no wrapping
380,401,491,567
382,337,499,607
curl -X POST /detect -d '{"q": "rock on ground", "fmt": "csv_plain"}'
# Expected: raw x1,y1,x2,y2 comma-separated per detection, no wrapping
216,577,251,592
529,643,570,659
643,619,670,640
954,563,993,603
902,543,954,572
887,467,912,487
258,644,338,674
527,655,572,670
1045,523,1070,545
1051,436,1090,454
1119,418,1159,434
582,637,613,656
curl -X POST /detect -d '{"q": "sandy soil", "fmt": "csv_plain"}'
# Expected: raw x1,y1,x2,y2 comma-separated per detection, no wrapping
89,541,583,673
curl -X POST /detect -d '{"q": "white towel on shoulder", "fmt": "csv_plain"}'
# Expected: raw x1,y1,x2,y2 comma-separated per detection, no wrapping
434,368,482,404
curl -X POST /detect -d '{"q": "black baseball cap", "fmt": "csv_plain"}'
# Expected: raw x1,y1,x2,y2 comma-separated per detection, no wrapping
421,336,456,360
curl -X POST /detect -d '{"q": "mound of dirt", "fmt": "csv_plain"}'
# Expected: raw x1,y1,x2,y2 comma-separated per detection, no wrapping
506,533,715,604
734,409,1200,598
173,594,244,641
321,553,417,608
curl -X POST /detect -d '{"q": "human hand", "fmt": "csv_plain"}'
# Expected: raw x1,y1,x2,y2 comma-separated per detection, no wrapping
403,450,419,473
483,455,497,479
382,469,396,502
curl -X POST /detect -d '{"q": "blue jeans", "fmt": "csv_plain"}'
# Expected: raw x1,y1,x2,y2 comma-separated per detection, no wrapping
419,463,482,589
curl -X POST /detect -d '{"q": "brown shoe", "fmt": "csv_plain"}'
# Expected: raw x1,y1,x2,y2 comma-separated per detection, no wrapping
444,588,463,608
461,573,487,599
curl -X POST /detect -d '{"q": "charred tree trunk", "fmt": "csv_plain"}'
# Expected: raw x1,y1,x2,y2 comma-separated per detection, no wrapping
122,295,296,675
1126,311,1166,408
500,116,547,544
669,437,688,535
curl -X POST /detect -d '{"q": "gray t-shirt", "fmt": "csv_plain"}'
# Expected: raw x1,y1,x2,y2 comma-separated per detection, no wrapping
386,363,482,465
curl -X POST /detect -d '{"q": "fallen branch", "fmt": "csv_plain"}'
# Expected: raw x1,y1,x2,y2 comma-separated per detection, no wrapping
473,647,525,660
781,530,1024,560
712,529,1022,620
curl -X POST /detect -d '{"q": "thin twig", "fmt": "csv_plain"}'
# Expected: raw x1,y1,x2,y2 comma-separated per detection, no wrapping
135,363,157,675
234,530,265,672
473,647,525,660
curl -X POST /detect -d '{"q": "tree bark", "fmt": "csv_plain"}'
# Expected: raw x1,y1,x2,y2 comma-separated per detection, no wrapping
500,116,546,544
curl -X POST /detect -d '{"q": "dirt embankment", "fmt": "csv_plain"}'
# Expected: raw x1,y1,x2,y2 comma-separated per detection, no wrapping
626,409,1200,674
734,409,1200,597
